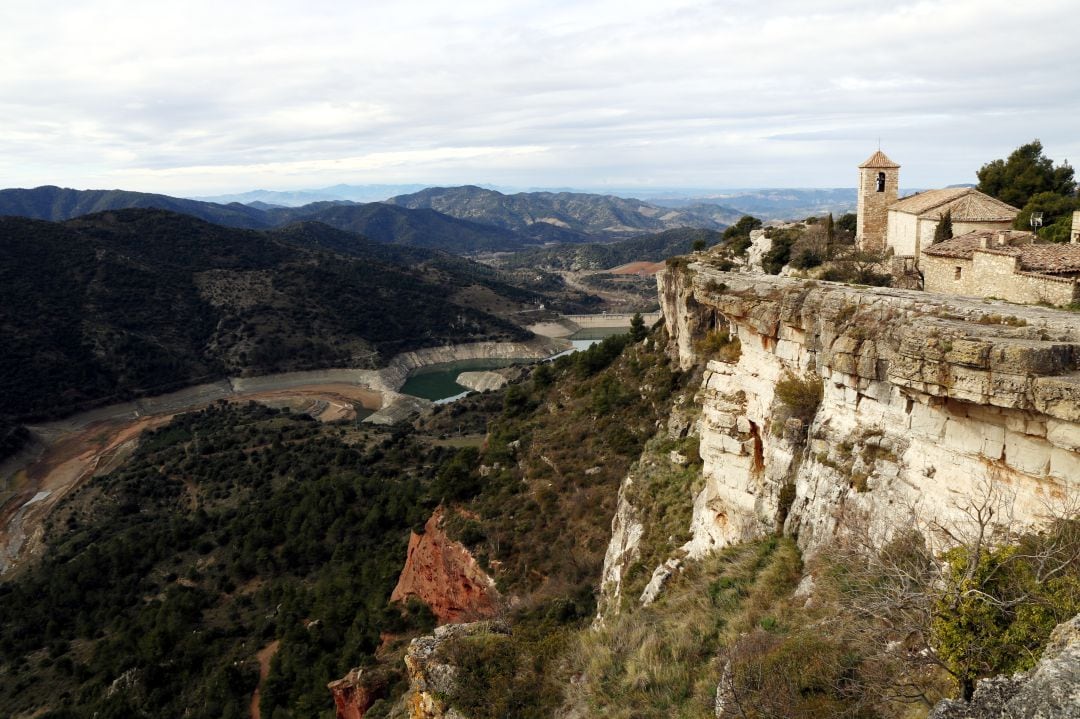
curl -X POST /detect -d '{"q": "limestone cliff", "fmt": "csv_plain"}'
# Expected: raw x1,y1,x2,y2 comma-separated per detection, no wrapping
654,265,1080,560
390,508,500,624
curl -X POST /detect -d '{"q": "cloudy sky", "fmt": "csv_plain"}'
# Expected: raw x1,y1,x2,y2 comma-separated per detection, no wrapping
2,0,1078,195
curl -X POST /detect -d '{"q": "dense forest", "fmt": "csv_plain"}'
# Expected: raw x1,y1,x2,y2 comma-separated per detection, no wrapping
0,209,546,420
0,403,444,717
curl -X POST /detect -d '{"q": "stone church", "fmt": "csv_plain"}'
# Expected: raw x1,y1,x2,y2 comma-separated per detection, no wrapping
853,150,1080,306
855,150,1020,261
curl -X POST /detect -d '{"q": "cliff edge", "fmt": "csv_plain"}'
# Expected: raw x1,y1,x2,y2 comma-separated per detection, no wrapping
653,262,1079,559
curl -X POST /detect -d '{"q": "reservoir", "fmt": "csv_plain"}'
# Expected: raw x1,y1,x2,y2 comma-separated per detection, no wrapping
400,327,630,402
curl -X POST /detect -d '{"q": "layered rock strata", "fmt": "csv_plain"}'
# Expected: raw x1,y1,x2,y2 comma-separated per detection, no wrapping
656,265,1080,558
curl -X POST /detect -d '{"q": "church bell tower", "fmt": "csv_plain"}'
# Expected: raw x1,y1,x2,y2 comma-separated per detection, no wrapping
856,150,900,251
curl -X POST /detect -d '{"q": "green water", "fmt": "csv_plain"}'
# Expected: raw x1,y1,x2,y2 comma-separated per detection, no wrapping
399,328,632,402
399,358,523,401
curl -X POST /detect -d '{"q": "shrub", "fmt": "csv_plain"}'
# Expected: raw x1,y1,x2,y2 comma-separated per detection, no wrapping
696,328,741,363
774,373,823,423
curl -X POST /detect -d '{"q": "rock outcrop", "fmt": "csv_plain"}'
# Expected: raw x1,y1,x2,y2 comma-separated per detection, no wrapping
390,508,500,624
401,621,510,719
653,265,1080,560
327,668,379,719
928,613,1080,719
455,371,509,393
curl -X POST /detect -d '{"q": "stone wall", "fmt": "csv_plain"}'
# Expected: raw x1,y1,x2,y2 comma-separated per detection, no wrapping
924,251,1079,305
889,214,1012,262
923,255,977,296
656,267,1080,557
971,251,1079,305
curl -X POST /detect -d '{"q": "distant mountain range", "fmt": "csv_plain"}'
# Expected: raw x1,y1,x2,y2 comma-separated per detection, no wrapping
0,185,270,228
385,185,744,240
0,185,749,252
192,183,430,207
647,188,859,221
0,209,548,419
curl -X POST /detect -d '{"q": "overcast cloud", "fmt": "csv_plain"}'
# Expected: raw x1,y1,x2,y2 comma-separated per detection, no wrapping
1,0,1077,195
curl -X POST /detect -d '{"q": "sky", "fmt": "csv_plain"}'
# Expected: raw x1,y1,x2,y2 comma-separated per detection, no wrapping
2,0,1078,196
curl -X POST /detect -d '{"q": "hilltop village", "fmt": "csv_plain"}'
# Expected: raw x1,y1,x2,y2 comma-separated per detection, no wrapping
855,149,1080,305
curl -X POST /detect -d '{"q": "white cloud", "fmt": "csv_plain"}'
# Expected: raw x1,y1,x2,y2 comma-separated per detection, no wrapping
0,0,1077,194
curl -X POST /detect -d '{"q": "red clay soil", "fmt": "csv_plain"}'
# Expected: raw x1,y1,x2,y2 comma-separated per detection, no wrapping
390,507,499,624
250,639,281,719
606,261,666,276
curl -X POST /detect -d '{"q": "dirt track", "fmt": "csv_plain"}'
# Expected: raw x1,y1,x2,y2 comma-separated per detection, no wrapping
0,382,384,576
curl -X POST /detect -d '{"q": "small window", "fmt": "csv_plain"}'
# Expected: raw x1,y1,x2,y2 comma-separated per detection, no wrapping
876,172,886,192
954,267,962,280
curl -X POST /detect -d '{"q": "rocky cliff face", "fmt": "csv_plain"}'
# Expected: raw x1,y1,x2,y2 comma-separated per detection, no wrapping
390,508,500,625
327,668,379,719
644,264,1080,564
400,621,509,719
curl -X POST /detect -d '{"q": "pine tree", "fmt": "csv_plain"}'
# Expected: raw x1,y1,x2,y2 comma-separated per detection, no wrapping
933,209,953,243
629,312,647,342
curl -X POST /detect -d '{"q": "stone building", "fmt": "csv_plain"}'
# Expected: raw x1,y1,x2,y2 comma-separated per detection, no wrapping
855,150,900,251
1072,210,1080,243
922,229,1080,305
856,150,1020,261
885,187,1019,258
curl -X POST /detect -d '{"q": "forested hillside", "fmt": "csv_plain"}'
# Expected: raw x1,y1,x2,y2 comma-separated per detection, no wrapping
0,329,686,718
263,203,540,252
0,210,541,420
498,227,725,271
0,403,439,718
1,185,740,254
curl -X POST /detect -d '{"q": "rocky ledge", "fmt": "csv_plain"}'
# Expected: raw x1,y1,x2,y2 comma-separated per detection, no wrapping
652,264,1080,558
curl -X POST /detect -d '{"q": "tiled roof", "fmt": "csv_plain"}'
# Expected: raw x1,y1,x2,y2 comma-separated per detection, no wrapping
858,150,901,169
889,188,971,215
923,230,1080,274
1017,244,1080,274
889,187,1019,221
922,231,994,258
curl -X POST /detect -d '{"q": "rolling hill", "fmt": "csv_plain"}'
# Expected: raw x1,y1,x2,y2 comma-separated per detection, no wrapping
0,186,540,253
264,202,540,252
